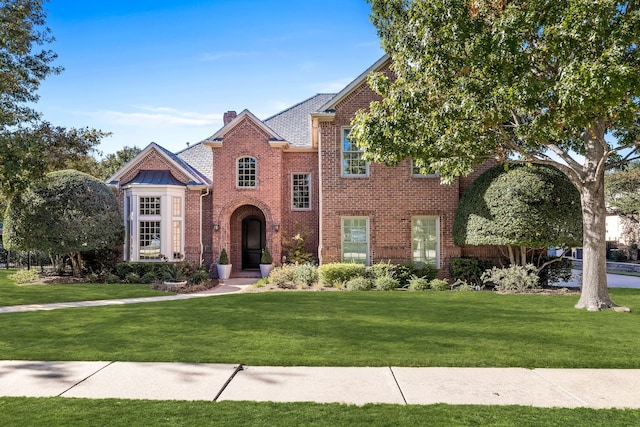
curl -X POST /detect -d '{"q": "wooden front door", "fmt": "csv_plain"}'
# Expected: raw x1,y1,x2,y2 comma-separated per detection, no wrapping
242,216,264,269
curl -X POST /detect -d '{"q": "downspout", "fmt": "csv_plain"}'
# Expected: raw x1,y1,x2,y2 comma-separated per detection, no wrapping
200,187,210,266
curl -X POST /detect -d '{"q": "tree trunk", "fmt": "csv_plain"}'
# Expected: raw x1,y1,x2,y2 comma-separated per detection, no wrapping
575,180,628,311
69,252,83,278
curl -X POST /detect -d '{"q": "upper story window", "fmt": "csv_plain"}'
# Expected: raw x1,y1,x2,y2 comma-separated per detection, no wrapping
237,157,257,188
139,197,161,215
342,128,368,177
411,160,438,177
292,173,311,210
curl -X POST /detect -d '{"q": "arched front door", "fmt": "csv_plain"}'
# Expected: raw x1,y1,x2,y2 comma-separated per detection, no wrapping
242,216,264,269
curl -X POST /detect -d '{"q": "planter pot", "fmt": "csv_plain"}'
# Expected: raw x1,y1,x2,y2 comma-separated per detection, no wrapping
217,264,232,280
260,264,274,278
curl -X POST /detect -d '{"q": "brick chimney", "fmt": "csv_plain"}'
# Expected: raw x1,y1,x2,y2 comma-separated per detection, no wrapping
223,111,237,125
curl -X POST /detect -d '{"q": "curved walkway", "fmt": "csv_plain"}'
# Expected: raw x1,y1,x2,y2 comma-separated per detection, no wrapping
0,279,256,314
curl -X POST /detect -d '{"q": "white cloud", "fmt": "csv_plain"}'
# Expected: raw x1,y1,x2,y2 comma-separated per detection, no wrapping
79,106,221,128
309,77,354,93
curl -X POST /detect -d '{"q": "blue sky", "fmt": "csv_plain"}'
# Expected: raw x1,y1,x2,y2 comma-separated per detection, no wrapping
37,0,384,156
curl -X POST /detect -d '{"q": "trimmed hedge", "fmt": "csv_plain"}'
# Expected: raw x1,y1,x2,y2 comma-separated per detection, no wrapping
318,263,366,287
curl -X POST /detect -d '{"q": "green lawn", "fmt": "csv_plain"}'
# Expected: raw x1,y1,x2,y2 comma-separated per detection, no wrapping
0,269,168,306
0,398,639,426
1,290,639,367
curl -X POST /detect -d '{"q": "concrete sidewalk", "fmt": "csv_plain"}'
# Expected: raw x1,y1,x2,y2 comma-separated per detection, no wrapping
0,361,638,408
0,278,257,314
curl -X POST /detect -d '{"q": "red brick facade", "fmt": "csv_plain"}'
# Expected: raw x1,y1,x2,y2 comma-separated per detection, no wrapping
109,56,502,277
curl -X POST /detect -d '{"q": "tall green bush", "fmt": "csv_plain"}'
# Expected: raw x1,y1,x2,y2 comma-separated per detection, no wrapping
318,263,366,287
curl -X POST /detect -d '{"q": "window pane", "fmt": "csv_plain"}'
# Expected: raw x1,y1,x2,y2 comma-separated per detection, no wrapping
238,157,257,187
139,221,161,260
139,197,160,215
342,218,368,264
173,197,182,217
292,173,310,209
173,220,182,259
342,129,367,176
412,217,438,265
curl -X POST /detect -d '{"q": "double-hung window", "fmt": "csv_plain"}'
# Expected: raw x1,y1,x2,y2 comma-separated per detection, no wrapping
411,216,439,266
411,160,438,177
139,197,162,260
237,156,257,188
342,128,368,177
292,173,311,210
342,217,369,264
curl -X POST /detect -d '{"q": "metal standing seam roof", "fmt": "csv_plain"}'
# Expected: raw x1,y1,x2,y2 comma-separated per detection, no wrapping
124,170,185,186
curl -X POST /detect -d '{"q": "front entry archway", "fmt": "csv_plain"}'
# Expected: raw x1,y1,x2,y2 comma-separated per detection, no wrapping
242,215,265,270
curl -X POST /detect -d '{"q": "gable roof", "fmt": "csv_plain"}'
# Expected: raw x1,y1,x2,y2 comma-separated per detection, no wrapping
176,142,213,182
264,94,336,147
316,55,390,113
203,109,285,144
107,142,211,189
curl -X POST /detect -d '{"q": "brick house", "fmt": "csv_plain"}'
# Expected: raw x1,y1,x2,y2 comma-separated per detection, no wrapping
107,56,496,277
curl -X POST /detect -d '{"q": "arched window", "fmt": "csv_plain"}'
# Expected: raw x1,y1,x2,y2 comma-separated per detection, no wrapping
237,156,257,188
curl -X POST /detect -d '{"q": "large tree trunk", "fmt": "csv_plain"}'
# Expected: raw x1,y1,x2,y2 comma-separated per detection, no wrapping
575,180,628,311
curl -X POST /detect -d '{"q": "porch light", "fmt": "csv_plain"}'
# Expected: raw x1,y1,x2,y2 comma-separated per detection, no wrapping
273,224,280,232
214,223,220,231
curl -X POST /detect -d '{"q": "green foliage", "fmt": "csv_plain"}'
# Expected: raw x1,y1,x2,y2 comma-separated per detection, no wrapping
8,269,39,284
449,258,493,286
482,265,540,292
374,274,399,291
345,276,372,291
268,264,319,289
3,170,123,276
454,164,582,248
125,273,141,284
609,249,627,262
606,166,640,217
537,256,573,286
429,279,449,291
260,247,272,264
116,262,161,280
318,263,366,287
190,269,210,285
451,279,476,292
218,249,229,265
408,276,430,291
284,228,315,264
368,261,437,287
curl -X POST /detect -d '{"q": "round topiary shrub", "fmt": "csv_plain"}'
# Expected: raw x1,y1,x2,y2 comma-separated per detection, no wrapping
408,276,430,291
374,275,399,291
345,276,372,291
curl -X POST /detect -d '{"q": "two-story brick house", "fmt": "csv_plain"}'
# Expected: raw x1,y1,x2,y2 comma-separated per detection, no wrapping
107,56,495,277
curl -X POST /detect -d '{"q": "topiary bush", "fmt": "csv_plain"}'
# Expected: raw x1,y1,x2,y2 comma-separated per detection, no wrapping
374,274,399,291
318,263,366,287
481,264,539,292
345,276,372,291
408,276,430,291
429,278,449,291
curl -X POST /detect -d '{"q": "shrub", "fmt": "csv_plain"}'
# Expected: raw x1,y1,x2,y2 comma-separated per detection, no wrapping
125,273,141,284
318,263,366,287
345,276,372,291
609,248,627,262
141,272,157,284
392,262,438,287
408,276,430,291
261,247,272,264
481,264,539,292
374,275,399,291
451,279,476,292
367,262,397,280
449,257,493,286
294,263,318,287
218,249,229,265
429,278,449,291
268,264,298,289
537,256,573,286
8,269,40,284
116,262,161,281
190,268,210,285
105,274,120,284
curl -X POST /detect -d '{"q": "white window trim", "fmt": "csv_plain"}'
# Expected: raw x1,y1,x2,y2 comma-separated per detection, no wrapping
411,216,440,268
123,185,185,262
237,156,258,188
341,127,369,178
341,216,370,265
291,172,312,211
411,159,439,178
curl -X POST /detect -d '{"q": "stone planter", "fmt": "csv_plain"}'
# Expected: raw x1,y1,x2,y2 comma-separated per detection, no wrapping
163,280,187,288
259,264,274,278
216,264,232,280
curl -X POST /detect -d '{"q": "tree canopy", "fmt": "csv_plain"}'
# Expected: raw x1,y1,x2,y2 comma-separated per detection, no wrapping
606,164,640,218
454,164,582,264
3,170,124,276
0,0,107,199
352,0,639,310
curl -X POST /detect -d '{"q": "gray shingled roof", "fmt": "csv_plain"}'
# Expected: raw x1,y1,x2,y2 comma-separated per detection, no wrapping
264,93,336,147
176,142,214,182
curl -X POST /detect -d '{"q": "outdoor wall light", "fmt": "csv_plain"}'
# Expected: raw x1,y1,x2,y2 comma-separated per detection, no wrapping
213,223,220,231
273,224,280,232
